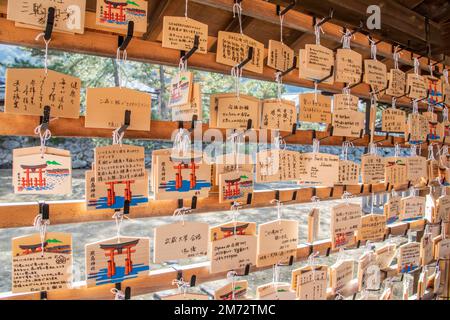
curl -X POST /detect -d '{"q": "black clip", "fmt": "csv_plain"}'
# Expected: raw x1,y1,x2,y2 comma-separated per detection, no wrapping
237,47,254,70
177,196,198,210
308,244,314,256
123,200,130,215
118,110,131,135
180,35,200,63
178,114,198,132
44,7,55,41
118,21,134,51
415,89,431,104
246,193,253,205
356,240,361,249
329,187,334,198
313,8,334,27
114,283,130,299
360,184,365,194
326,247,331,257
311,187,319,200
235,264,251,276
395,85,412,100
276,0,296,16
40,291,48,300
344,72,364,90
40,202,49,220
373,80,390,96
39,106,51,132
385,183,391,192
404,223,411,236
315,66,334,84
313,126,334,142
277,56,298,77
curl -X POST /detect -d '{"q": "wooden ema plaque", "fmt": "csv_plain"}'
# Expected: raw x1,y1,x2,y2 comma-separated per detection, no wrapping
357,214,386,242
291,265,328,300
338,160,360,185
437,195,450,222
399,196,425,222
85,236,150,288
406,156,427,185
382,108,406,133
256,149,299,183
397,242,421,273
12,232,72,293
172,83,203,122
12,147,72,195
425,194,439,224
297,152,339,187
85,87,151,131
260,99,297,132
420,232,434,266
442,78,450,105
304,44,334,79
216,31,265,74
210,94,261,130
406,74,428,99
333,94,359,112
96,0,148,33
425,76,442,105
332,109,365,138
94,144,145,184
386,69,406,96
5,69,81,118
214,154,254,185
384,196,401,224
364,60,387,92
153,150,211,200
85,170,148,211
329,259,354,294
434,237,450,259
7,0,86,34
209,221,257,274
356,251,377,291
267,40,295,72
168,71,193,108
361,154,385,184
214,280,249,300
330,203,362,249
162,16,208,54
153,221,209,263
384,157,408,187
375,244,397,269
335,49,363,85
298,93,332,124
256,283,296,300
218,170,253,204
256,219,298,267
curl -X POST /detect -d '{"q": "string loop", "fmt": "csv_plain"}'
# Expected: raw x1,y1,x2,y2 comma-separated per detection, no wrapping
33,211,50,257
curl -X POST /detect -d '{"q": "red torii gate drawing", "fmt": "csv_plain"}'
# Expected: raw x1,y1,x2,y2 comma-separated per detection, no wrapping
102,1,128,23
171,158,200,190
20,164,47,188
100,239,140,278
224,177,242,198
105,180,134,207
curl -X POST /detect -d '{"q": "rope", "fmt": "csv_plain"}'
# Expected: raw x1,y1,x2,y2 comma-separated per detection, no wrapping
33,213,50,257
314,19,324,45
312,139,320,153
413,57,420,75
111,288,126,300
35,33,51,76
341,30,353,49
231,65,243,100
185,0,189,20
368,37,377,60
232,2,243,35
33,125,51,159
393,46,401,70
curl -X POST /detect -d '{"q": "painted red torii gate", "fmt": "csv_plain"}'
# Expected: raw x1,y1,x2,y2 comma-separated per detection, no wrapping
100,239,140,278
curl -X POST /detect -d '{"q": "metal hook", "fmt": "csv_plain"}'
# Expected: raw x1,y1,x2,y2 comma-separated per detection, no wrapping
118,21,134,51
180,34,200,62
44,7,55,41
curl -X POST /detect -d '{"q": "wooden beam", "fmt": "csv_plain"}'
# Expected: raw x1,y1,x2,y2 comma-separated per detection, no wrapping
143,0,172,40
0,113,408,148
0,219,426,300
0,181,427,229
0,18,436,112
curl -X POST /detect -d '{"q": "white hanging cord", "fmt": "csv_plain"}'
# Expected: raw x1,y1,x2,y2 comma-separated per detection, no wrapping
413,57,420,75
275,72,283,102
116,47,129,89
412,99,419,114
443,69,449,85
229,130,243,172
428,144,436,161
368,142,378,156
273,131,286,151
392,97,397,109
368,37,377,61
174,207,191,226
231,65,243,100
172,128,191,157
110,288,126,300
312,138,320,153
279,14,285,44
429,63,434,78
314,19,324,45
428,102,434,115
343,86,351,96
112,128,125,146
410,144,418,157
112,210,130,243
443,107,449,122
185,0,189,20
227,271,237,300
172,278,190,297
33,125,51,159
342,191,353,204
270,199,283,223
33,211,50,257
314,81,319,103
231,202,241,238
272,264,280,295
232,1,243,35
341,141,353,161
393,46,401,70
394,143,401,158
409,185,417,197
341,29,353,49
35,33,51,76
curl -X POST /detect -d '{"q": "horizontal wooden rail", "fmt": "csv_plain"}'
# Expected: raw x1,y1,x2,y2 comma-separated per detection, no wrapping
0,181,418,229
0,113,407,147
0,219,426,300
0,17,437,112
